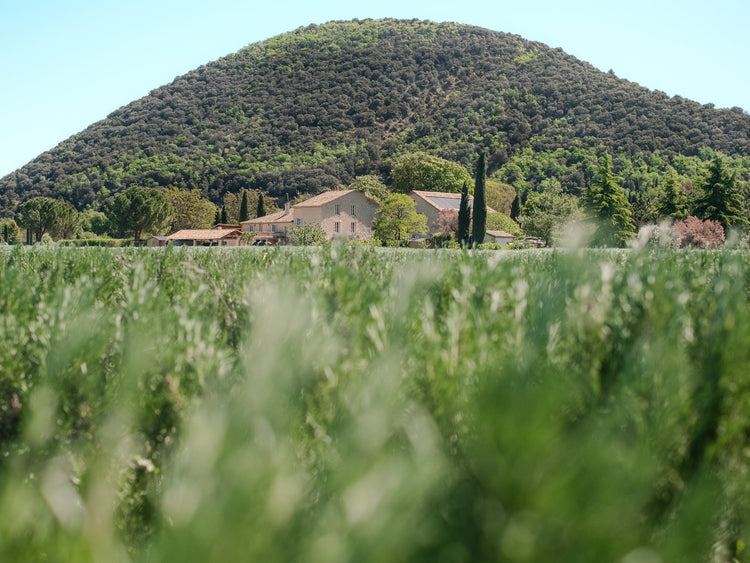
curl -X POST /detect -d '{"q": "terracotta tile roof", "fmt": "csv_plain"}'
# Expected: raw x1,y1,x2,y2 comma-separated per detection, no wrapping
292,189,356,207
241,208,294,225
167,229,240,240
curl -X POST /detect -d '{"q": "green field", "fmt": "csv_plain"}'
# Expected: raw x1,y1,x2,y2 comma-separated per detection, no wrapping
1,245,749,561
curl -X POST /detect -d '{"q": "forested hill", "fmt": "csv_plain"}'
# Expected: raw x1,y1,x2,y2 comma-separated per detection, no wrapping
1,18,749,216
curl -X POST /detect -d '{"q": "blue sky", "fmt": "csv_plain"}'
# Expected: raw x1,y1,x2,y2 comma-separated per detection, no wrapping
1,0,748,178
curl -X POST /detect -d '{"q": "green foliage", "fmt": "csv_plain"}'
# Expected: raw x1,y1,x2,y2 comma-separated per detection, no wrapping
239,189,250,222
391,152,473,194
509,190,521,220
485,211,520,235
518,178,578,244
256,192,266,218
471,152,487,246
2,247,750,560
581,156,637,247
106,187,174,244
372,193,427,245
0,218,20,243
692,155,748,231
485,179,516,215
164,187,217,231
349,175,390,203
14,197,74,242
457,181,471,245
655,170,688,220
1,20,749,217
79,209,112,236
288,223,327,246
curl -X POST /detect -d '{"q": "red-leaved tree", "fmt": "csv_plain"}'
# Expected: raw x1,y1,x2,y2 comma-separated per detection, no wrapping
672,216,725,249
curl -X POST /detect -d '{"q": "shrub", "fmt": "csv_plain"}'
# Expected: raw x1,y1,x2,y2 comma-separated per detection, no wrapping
672,216,725,249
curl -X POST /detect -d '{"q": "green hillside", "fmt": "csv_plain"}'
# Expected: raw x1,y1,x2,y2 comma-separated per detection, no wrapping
1,18,748,216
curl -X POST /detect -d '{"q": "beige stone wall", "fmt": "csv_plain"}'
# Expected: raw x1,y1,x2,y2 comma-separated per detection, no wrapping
409,194,440,233
295,192,379,240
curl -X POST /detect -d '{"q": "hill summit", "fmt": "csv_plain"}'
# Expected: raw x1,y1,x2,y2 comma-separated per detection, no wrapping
1,18,748,215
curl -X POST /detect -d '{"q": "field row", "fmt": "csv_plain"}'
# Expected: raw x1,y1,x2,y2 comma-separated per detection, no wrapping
1,245,748,561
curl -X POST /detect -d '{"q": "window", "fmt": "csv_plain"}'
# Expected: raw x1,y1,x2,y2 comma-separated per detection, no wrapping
350,222,355,233
351,204,356,217
258,225,263,233
334,204,340,215
296,218,303,226
248,225,254,232
334,222,340,233
271,224,277,233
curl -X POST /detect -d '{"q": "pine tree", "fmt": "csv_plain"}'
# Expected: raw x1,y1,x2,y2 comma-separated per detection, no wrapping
655,171,688,220
471,152,487,246
457,180,471,246
239,190,250,222
257,193,266,218
581,156,636,247
692,155,747,232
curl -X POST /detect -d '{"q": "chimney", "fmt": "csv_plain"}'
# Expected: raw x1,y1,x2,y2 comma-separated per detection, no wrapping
284,201,290,212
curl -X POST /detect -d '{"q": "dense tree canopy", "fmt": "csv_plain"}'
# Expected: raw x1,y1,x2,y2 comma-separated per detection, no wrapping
15,197,74,242
519,178,579,245
107,187,174,244
692,156,747,231
1,19,748,218
391,152,473,194
164,187,217,231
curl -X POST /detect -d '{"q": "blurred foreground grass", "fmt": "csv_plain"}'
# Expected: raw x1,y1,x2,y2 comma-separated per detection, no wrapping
1,245,750,562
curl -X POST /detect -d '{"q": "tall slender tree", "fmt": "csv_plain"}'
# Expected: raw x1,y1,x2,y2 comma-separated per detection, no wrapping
471,152,487,246
510,190,521,222
221,206,228,224
257,193,266,218
457,180,471,246
581,156,636,247
239,189,250,222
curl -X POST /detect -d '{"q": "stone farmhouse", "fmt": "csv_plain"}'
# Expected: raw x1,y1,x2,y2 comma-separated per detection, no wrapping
408,191,497,235
242,189,379,244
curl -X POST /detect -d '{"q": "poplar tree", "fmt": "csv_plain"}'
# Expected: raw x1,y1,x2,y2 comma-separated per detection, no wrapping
471,152,487,246
457,180,471,246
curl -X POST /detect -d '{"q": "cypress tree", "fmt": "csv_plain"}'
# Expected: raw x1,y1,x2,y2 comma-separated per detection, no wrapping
471,152,487,246
239,189,250,222
257,193,266,218
510,191,521,222
221,205,228,224
457,180,471,246
214,207,222,225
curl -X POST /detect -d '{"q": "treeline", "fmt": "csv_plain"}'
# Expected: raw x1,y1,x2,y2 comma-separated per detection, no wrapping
1,19,748,217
